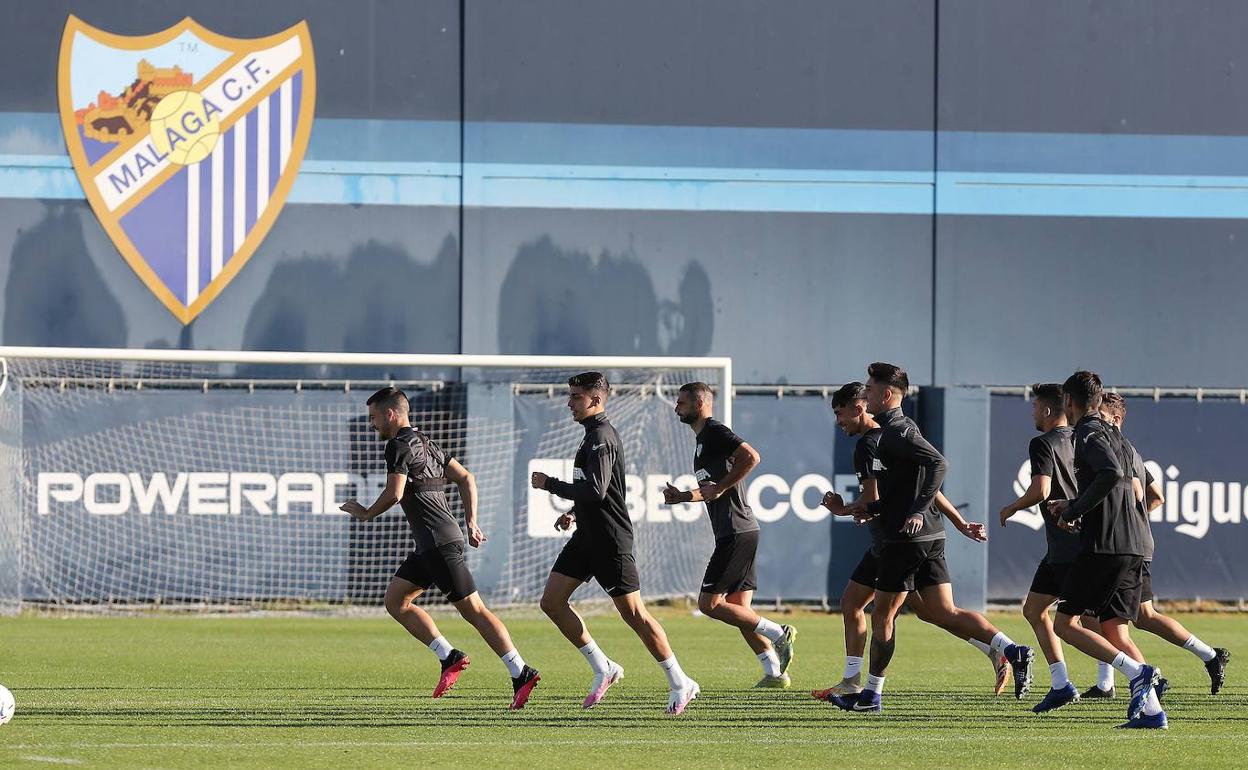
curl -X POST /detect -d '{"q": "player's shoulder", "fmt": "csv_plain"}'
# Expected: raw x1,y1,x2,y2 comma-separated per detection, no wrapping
706,419,740,442
1073,419,1113,448
883,415,920,440
587,420,619,446
1046,425,1074,446
858,427,883,450
383,434,407,453
1030,432,1054,453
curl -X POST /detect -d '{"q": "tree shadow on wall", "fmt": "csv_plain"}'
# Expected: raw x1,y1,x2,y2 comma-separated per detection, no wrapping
2,204,128,347
496,236,713,356
238,234,459,380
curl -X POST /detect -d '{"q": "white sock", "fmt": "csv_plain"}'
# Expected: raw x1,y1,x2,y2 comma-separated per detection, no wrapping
578,639,611,676
1142,687,1163,716
754,617,785,643
659,656,687,689
1111,652,1143,679
989,631,1016,658
758,650,781,677
1097,661,1115,690
428,636,453,661
843,655,864,680
968,638,995,661
1049,661,1069,689
1183,635,1218,663
865,673,885,694
500,649,526,678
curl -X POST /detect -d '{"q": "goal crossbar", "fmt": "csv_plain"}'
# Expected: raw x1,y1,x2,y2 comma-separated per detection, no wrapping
0,346,734,425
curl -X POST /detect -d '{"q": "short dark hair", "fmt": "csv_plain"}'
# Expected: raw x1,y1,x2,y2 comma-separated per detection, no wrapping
568,371,610,398
1101,391,1126,419
679,381,715,402
1062,370,1103,410
1031,383,1064,411
366,386,409,414
831,381,868,408
867,362,909,394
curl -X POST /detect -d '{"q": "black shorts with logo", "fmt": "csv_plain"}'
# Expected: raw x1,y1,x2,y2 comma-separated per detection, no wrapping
552,530,640,598
848,547,916,592
875,539,951,594
1056,553,1146,622
1141,560,1154,603
1029,559,1073,598
701,530,760,595
395,541,477,602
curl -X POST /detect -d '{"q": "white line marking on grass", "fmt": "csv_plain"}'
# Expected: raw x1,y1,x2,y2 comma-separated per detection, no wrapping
19,757,85,765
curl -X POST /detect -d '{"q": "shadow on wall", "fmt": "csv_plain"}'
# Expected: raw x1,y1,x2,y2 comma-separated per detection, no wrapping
239,234,460,379
2,204,128,347
496,236,713,356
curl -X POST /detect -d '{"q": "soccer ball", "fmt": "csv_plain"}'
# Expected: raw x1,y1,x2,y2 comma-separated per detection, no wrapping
0,685,14,725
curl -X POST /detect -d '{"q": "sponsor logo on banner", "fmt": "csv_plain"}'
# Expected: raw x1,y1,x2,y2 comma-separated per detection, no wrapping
525,459,859,538
1008,458,1247,540
57,16,316,323
38,472,380,516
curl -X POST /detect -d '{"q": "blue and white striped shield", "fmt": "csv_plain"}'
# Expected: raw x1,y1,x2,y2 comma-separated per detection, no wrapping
58,16,316,323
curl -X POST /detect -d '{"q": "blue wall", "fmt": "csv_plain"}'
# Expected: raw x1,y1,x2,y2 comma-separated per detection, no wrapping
4,1,1248,387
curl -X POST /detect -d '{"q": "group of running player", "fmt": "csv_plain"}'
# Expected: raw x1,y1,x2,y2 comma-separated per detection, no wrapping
339,363,1229,728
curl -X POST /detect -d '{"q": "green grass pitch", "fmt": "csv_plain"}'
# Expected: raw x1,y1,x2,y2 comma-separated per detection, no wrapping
1,609,1244,768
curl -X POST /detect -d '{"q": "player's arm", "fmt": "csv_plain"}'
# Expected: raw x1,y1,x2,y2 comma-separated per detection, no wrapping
341,473,405,522
870,429,946,534
445,458,486,548
1002,437,1053,526
936,491,987,541
341,439,409,521
535,442,613,504
1001,475,1049,527
1145,473,1164,513
838,436,881,520
686,442,759,503
1055,432,1123,524
823,479,879,525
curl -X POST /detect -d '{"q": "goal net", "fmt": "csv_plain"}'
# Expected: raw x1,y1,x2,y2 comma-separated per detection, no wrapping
0,347,731,613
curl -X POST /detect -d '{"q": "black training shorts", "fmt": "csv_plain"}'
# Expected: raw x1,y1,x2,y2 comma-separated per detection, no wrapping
551,530,641,598
874,538,951,594
1029,559,1073,598
700,530,760,595
1056,552,1146,623
394,541,478,602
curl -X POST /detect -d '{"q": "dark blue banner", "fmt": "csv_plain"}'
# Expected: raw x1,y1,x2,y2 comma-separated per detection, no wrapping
988,393,1248,600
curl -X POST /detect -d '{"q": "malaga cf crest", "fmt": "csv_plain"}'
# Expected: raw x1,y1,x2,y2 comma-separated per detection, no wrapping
57,16,316,323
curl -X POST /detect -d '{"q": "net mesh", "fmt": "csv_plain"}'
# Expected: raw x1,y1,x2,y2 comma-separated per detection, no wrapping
0,353,725,613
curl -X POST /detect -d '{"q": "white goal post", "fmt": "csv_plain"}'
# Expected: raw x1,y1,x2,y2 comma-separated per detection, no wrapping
0,346,732,613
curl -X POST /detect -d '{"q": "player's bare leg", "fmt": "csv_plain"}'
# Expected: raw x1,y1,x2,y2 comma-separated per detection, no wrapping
540,571,623,708
1019,592,1082,711
540,572,592,645
1135,601,1229,695
814,580,872,700
455,591,540,708
914,583,1034,698
700,590,769,653
384,577,441,644
700,590,789,688
907,589,1009,695
1023,593,1064,666
455,591,516,655
830,588,909,711
1055,613,1162,721
384,577,468,698
613,591,699,714
698,589,783,683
